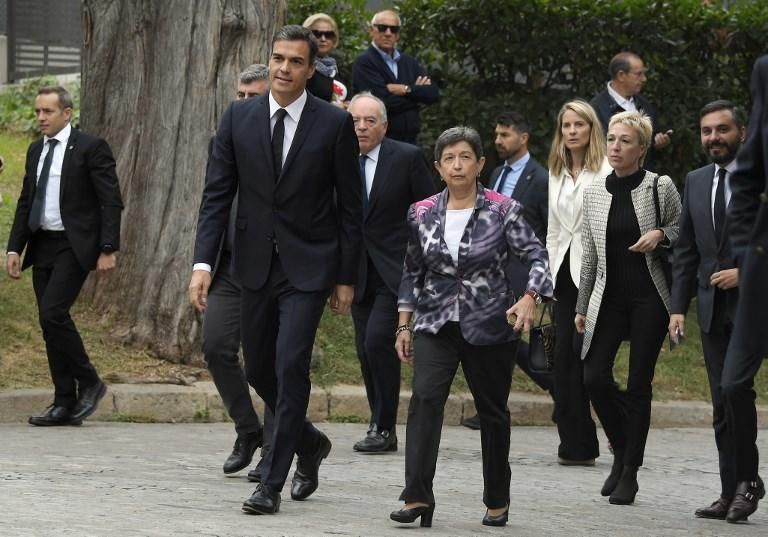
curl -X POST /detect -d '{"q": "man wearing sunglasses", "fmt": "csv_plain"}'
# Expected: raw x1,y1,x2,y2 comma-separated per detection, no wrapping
352,9,439,144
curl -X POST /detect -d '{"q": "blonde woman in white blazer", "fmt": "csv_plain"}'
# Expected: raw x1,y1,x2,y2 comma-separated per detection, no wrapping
575,111,681,507
546,100,611,469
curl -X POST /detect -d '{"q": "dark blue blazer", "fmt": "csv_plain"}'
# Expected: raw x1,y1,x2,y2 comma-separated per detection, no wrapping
488,155,549,297
352,45,439,143
670,164,736,333
728,55,768,358
194,93,362,292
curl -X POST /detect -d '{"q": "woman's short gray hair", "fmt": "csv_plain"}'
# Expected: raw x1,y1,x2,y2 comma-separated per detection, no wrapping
434,126,483,161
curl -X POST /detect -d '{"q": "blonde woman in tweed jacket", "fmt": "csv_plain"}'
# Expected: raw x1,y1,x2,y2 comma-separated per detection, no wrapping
575,111,681,506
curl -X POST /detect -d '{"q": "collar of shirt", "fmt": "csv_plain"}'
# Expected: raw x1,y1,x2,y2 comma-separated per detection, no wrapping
364,142,382,164
607,82,635,111
712,160,738,220
44,122,72,147
372,42,401,63
361,142,382,196
506,152,530,173
268,90,307,123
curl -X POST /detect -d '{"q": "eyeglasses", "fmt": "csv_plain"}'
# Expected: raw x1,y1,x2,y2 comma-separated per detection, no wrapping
373,24,400,34
312,30,336,40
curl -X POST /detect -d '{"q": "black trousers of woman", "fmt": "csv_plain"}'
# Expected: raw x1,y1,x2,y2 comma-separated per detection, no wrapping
552,250,599,461
583,292,668,467
401,322,516,508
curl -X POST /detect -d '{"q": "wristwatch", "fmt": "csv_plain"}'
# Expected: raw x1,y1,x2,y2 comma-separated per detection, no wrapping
404,85,412,94
525,289,543,305
101,244,115,255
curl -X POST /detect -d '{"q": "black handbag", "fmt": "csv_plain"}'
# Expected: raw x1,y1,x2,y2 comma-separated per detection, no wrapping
528,303,555,373
652,174,674,288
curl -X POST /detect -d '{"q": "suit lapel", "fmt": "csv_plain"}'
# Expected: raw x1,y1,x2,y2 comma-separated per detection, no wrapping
59,128,79,207
368,46,397,83
365,139,392,219
27,140,44,199
632,171,657,233
255,97,276,182
694,164,720,251
510,160,534,200
279,95,319,183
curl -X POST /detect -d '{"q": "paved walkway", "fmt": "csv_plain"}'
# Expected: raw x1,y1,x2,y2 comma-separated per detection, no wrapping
1,422,766,536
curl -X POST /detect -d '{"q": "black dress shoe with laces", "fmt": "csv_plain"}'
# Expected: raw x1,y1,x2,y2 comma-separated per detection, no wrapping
353,427,397,453
727,478,766,523
29,405,82,427
695,496,731,519
247,456,268,483
242,483,281,515
70,380,107,421
223,429,263,474
290,432,332,501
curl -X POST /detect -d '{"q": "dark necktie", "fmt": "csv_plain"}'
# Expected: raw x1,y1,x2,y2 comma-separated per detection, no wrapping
495,165,512,193
28,138,59,232
360,154,369,211
714,167,726,242
272,108,287,180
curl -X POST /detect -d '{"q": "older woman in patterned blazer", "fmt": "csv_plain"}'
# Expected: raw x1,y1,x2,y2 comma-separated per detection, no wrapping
575,111,681,506
389,126,553,528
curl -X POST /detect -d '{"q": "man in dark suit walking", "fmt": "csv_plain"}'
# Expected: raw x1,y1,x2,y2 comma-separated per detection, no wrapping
196,64,269,479
668,100,746,521
464,111,552,430
351,9,439,144
6,86,122,426
347,92,435,452
190,25,361,515
719,54,768,523
590,52,671,171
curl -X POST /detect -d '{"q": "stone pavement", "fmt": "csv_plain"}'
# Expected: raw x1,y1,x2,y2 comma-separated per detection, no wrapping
1,422,767,537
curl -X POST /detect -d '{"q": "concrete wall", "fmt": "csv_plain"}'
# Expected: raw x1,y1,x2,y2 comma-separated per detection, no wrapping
0,35,6,84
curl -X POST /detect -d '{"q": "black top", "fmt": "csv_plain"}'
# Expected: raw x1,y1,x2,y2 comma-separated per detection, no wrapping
604,168,656,299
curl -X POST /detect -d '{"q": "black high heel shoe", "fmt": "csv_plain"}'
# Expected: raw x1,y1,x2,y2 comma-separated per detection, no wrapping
609,466,639,505
390,504,435,527
482,506,509,527
601,449,625,497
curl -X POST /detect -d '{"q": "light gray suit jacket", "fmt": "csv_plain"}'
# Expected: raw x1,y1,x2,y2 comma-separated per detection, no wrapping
576,170,681,359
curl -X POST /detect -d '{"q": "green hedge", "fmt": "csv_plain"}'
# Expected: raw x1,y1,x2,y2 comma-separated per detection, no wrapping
289,0,767,183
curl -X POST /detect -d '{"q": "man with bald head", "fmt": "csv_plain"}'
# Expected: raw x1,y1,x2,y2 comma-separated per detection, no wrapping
591,51,671,171
351,9,439,144
348,92,434,452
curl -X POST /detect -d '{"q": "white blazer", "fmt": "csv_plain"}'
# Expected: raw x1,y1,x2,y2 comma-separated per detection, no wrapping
546,157,613,289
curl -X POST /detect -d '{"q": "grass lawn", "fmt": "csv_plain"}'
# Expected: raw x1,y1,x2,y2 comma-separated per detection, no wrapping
2,129,767,402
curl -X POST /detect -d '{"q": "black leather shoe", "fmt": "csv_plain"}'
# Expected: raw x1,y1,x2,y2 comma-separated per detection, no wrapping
247,456,268,483
727,478,766,523
601,450,625,496
482,507,509,527
390,504,434,527
290,432,332,501
353,428,397,453
28,405,82,427
70,380,107,421
223,430,263,474
242,483,281,515
462,414,481,430
695,496,731,519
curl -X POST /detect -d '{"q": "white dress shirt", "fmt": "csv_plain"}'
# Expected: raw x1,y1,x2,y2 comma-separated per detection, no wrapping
607,82,636,112
193,91,308,273
711,160,736,227
361,142,382,196
38,123,72,231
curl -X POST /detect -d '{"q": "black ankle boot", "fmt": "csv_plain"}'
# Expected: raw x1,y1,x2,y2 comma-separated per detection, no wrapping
609,465,639,505
601,450,624,496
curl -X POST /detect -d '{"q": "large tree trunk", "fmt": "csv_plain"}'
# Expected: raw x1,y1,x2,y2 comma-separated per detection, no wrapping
79,0,286,362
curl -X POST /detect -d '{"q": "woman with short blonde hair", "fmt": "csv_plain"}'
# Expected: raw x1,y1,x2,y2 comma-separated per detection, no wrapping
302,13,347,104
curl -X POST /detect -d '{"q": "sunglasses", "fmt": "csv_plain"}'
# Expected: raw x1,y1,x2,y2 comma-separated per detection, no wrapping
312,30,336,40
374,24,401,34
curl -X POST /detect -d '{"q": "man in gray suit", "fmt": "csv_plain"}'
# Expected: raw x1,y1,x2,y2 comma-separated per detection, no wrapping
669,100,746,520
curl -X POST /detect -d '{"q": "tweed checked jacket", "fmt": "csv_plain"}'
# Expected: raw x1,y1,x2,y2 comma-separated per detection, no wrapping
576,171,681,359
398,184,554,345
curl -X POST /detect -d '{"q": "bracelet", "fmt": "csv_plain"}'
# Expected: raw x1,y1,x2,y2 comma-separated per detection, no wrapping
395,324,412,337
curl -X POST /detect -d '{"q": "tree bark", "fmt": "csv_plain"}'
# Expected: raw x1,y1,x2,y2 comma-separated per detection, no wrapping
79,0,286,362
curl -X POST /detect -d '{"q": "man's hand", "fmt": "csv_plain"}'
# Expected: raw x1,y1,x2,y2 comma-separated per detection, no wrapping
575,313,586,334
669,313,686,344
628,229,664,253
6,253,21,279
506,294,536,333
386,83,408,96
188,270,212,313
96,253,117,272
329,284,354,315
414,75,432,86
395,330,413,364
654,130,673,149
711,268,738,290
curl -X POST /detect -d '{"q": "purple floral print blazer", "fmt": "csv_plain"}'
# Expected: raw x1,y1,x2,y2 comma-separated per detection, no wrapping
398,184,554,345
